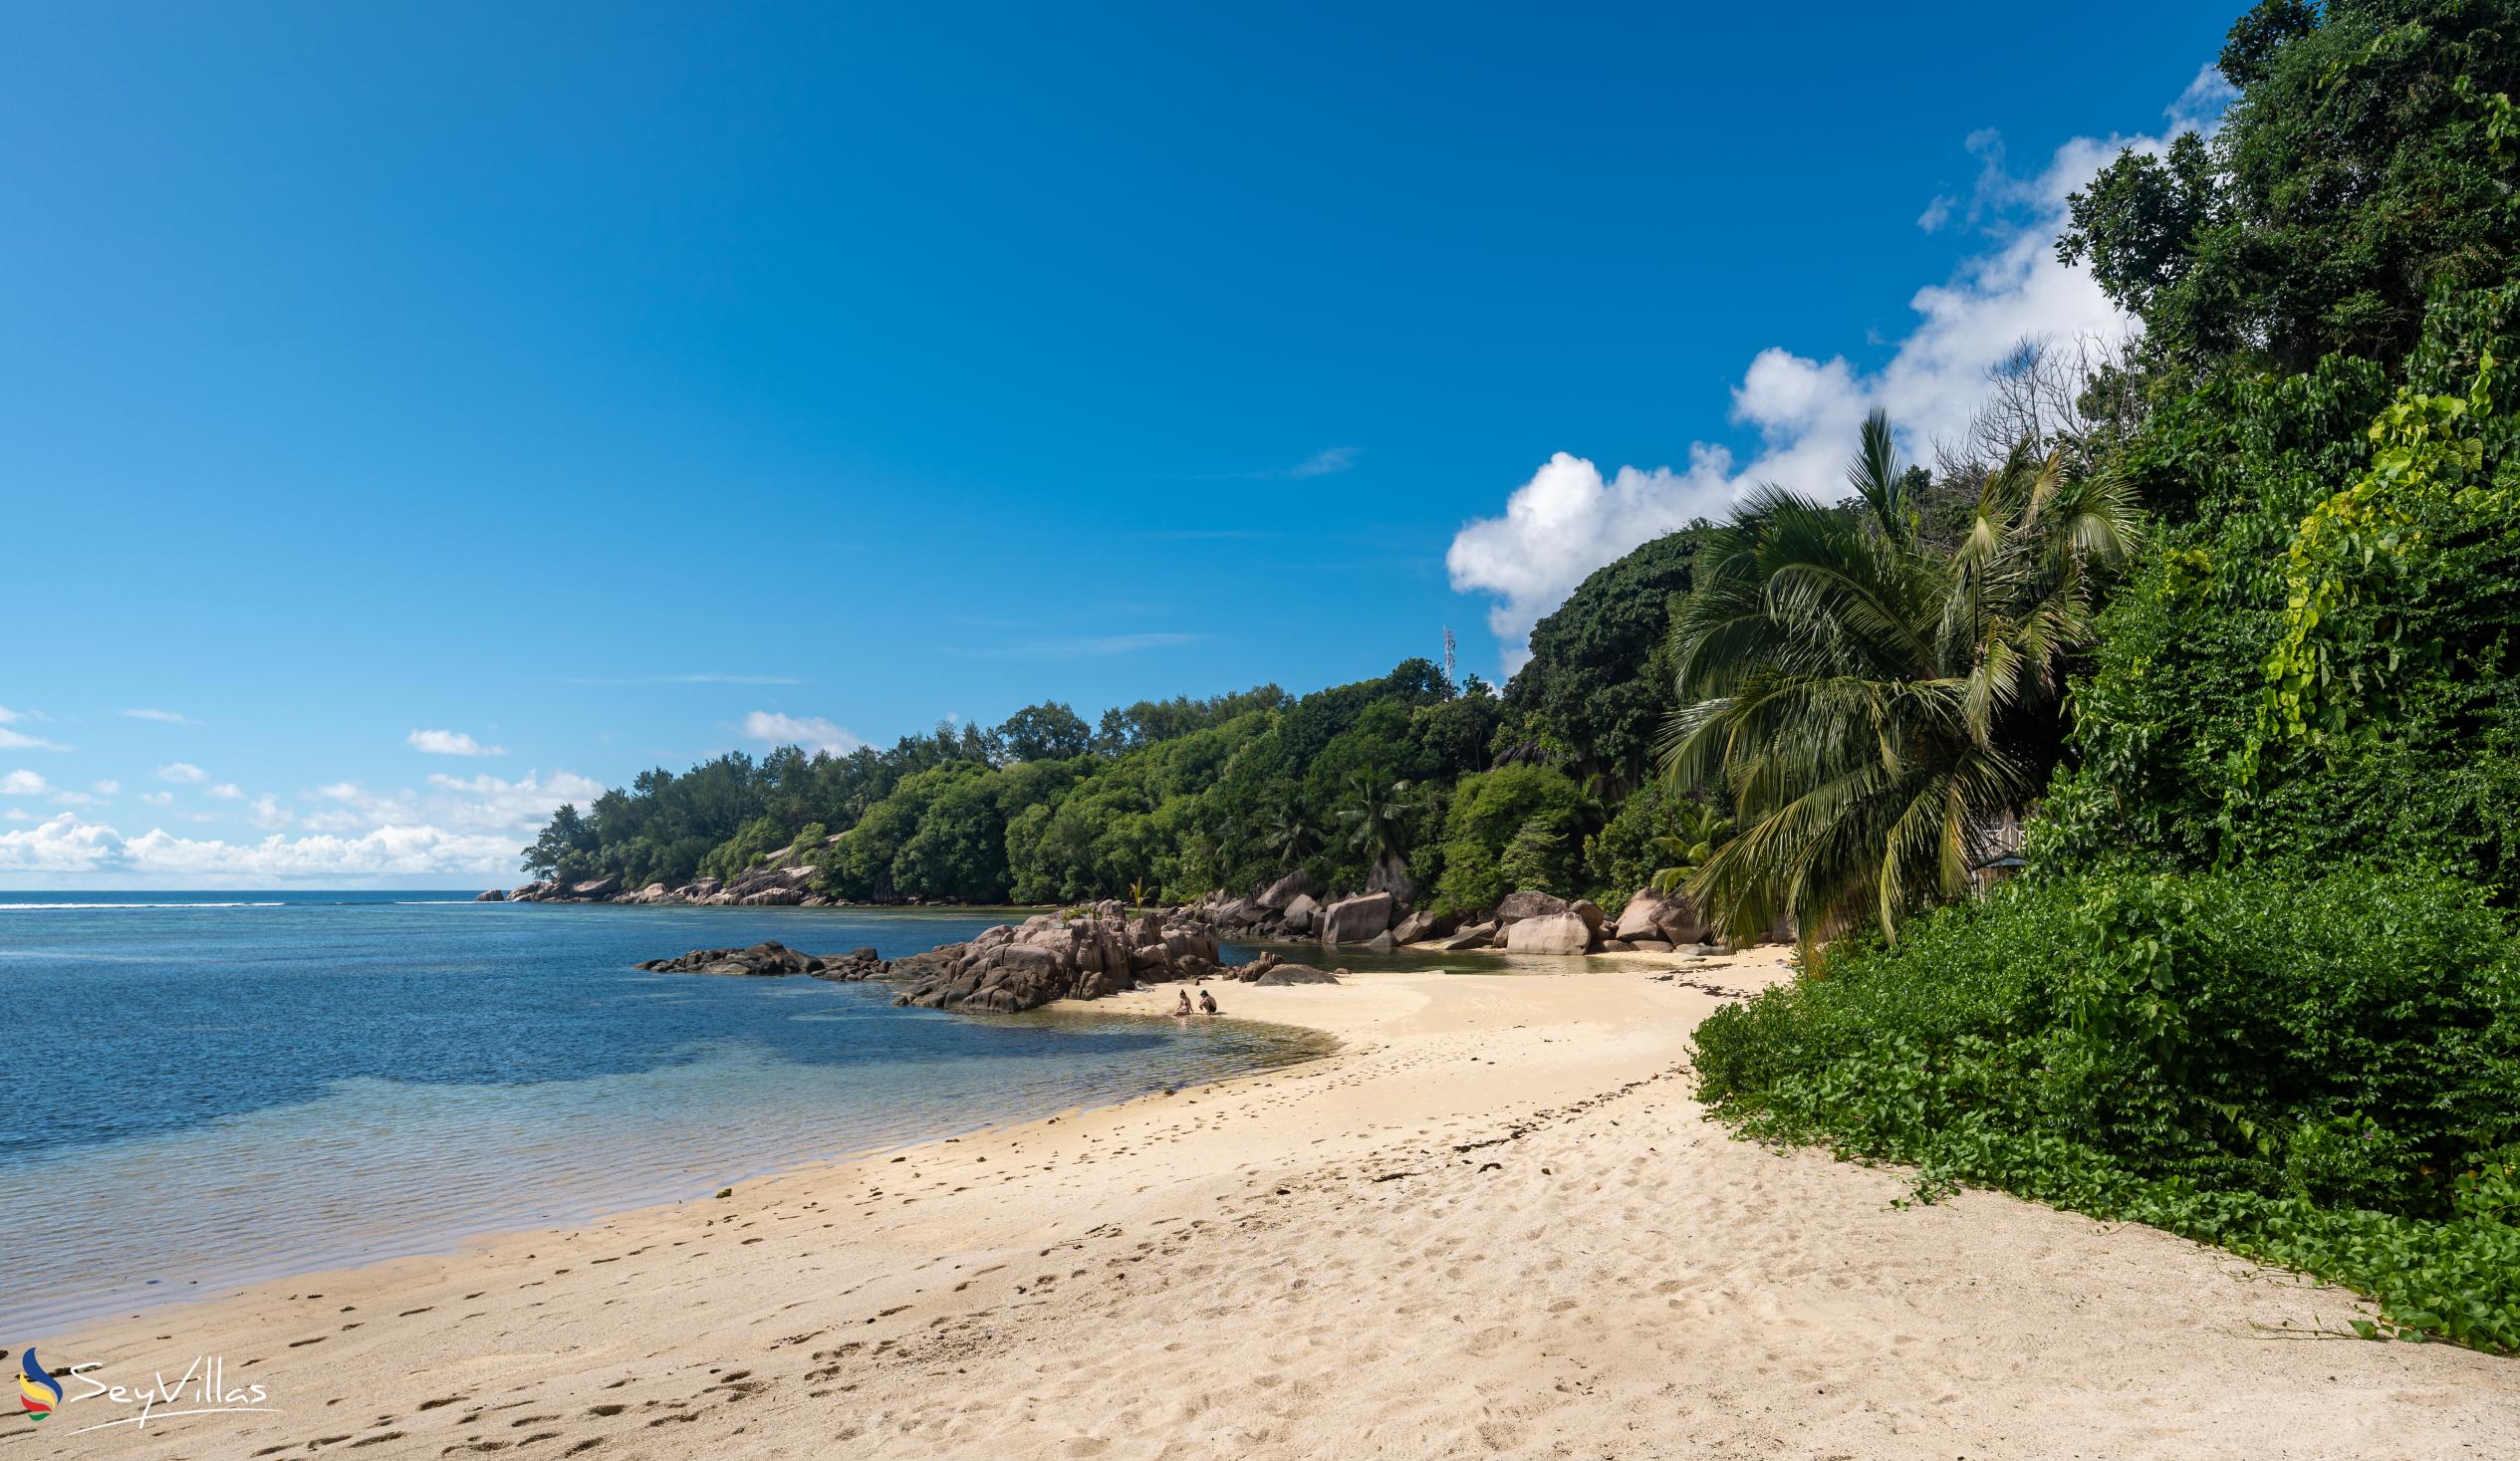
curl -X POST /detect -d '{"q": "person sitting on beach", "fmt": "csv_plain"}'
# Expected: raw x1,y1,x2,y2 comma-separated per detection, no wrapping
1173,989,1193,1017
1198,989,1220,1016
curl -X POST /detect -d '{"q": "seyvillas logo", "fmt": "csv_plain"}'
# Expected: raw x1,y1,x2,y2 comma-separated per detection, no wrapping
17,1348,62,1421
9,1348,279,1435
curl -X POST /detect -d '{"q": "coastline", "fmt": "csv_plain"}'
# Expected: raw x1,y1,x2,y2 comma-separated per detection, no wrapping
35,949,2520,1459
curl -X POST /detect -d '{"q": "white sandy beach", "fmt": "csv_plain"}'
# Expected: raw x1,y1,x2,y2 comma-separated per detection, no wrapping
24,951,2520,1460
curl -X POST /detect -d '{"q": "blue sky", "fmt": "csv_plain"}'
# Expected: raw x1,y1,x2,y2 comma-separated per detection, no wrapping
1,1,2235,885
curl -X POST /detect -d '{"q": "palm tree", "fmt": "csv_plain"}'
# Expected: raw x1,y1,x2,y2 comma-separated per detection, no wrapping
1659,410,2137,943
1260,804,1322,868
1337,772,1414,891
1647,798,1734,895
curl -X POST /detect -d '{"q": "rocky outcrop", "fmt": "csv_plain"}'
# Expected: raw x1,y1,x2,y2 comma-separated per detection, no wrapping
1389,908,1457,946
636,941,885,980
890,910,1230,1014
505,863,822,905
1280,891,1322,935
1612,887,1708,946
1502,910,1596,955
1495,889,1569,922
1440,920,1497,951
1365,856,1415,908
1318,891,1394,946
1252,962,1342,986
1256,869,1325,910
473,888,505,902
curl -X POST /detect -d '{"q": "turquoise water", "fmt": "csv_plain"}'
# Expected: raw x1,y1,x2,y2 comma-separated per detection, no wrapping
0,893,1322,1339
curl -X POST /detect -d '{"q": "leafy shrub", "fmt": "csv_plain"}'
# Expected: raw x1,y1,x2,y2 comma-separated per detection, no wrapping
1494,815,1574,898
1693,863,2520,1350
1435,765,1583,911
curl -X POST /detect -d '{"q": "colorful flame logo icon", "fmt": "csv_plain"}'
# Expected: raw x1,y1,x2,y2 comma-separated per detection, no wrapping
18,1348,63,1422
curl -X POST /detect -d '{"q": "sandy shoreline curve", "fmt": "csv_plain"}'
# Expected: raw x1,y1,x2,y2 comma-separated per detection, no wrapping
27,949,2519,1459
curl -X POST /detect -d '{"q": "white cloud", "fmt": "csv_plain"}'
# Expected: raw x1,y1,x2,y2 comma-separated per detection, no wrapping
141,790,174,807
0,726,71,752
92,780,120,796
157,762,207,784
1289,446,1359,478
741,711,864,756
1445,448,1742,672
407,728,507,757
208,783,245,800
50,790,100,807
2,809,27,823
0,814,124,871
0,814,524,880
1445,105,2197,664
420,770,610,832
122,708,199,726
317,781,364,801
2,770,50,796
2169,63,2239,132
0,768,609,882
0,706,42,723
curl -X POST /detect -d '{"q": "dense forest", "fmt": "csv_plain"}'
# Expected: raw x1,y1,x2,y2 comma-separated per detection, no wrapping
531,0,2520,1349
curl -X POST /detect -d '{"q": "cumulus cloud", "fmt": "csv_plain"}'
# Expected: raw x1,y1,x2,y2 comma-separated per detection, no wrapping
742,711,865,756
0,768,610,881
1445,99,2221,664
419,771,610,832
1445,448,1743,672
407,728,507,757
0,813,525,879
122,708,199,726
94,780,120,796
157,762,207,784
3,770,50,796
208,783,245,800
140,790,174,807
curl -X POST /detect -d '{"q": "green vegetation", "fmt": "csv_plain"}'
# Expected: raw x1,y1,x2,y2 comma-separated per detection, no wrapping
523,628,1686,911
1694,867,2520,1350
1662,413,2137,943
1690,0,2520,1351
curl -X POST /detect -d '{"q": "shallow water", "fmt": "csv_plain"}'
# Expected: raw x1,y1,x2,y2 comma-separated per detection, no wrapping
0,893,1331,1339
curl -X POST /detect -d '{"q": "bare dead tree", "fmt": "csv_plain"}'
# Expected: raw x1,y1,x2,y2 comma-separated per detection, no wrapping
1932,331,2143,486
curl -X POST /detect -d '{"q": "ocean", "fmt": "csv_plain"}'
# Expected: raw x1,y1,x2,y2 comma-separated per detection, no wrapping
0,892,1327,1339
